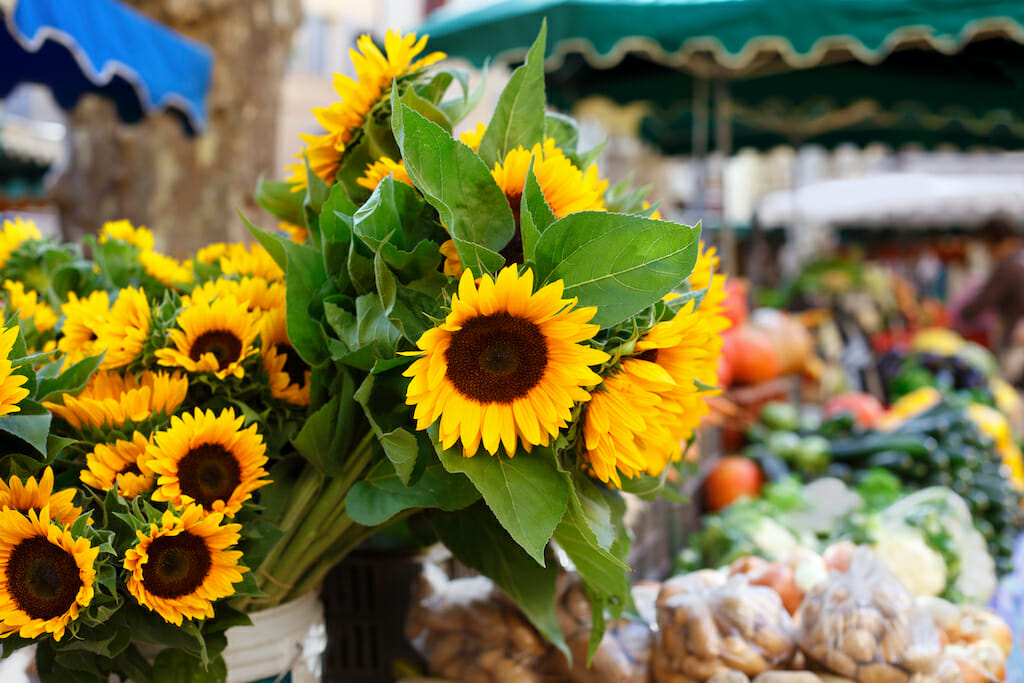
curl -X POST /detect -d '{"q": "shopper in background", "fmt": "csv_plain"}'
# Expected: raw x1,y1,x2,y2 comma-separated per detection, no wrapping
958,216,1024,384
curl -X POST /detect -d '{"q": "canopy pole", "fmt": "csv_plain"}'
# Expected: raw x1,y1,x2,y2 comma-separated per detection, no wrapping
714,78,736,275
692,77,709,219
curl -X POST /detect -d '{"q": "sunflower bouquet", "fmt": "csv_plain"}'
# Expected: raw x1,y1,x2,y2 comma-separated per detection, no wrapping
253,23,729,660
0,216,330,680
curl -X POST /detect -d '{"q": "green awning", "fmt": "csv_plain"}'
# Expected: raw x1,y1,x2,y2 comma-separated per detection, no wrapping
421,0,1024,75
421,0,1024,152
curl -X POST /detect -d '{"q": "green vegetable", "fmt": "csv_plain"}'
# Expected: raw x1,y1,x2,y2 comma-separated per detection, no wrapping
760,402,801,432
794,436,831,473
766,430,802,460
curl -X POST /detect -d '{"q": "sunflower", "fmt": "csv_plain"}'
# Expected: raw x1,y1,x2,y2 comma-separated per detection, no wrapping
3,280,57,333
184,276,285,313
155,296,260,380
357,156,413,192
144,408,269,517
0,325,29,417
44,370,188,432
196,242,229,266
94,287,151,370
99,219,154,251
218,243,284,282
80,432,154,499
491,138,607,222
124,504,246,625
0,217,41,269
405,267,608,457
278,221,308,244
57,290,110,366
140,250,193,288
0,469,82,527
459,122,487,151
687,241,729,324
286,31,445,191
260,307,310,406
581,301,722,485
438,240,463,278
0,507,97,641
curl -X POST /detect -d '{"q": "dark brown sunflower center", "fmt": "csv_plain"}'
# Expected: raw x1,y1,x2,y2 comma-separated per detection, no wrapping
6,536,81,620
119,463,142,476
177,444,241,508
445,312,547,403
189,330,243,370
638,349,659,363
280,344,308,386
141,532,212,599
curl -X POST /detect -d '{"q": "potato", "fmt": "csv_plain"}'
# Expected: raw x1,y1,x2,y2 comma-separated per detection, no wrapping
824,649,857,678
857,662,909,683
840,628,876,664
721,635,768,676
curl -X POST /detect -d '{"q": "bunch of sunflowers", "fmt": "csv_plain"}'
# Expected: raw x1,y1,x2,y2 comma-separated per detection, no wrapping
0,216,323,679
256,23,729,661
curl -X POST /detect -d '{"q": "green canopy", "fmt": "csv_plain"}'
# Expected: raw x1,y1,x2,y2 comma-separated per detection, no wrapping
422,0,1024,151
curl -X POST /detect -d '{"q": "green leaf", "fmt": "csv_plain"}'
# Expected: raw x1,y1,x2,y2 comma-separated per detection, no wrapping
292,372,355,476
403,83,453,132
545,112,579,155
242,215,288,274
353,176,437,253
152,649,226,683
553,503,631,602
347,458,480,525
477,22,547,167
439,65,489,125
374,253,397,316
535,212,700,328
255,176,305,227
518,160,554,266
434,431,569,565
391,88,511,276
352,373,419,484
416,71,455,104
0,399,51,456
431,502,567,659
572,474,616,550
35,353,103,403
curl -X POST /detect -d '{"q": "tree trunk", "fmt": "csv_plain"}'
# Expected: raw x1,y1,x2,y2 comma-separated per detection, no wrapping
53,0,302,255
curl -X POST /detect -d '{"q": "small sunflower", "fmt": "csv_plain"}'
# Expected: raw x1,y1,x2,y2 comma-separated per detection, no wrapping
3,280,57,333
99,219,154,251
687,241,729,325
260,308,310,406
57,290,110,366
155,296,260,380
0,217,42,269
80,432,154,499
0,325,29,416
459,122,487,151
140,250,193,288
580,374,671,487
196,242,229,266
357,156,413,191
44,370,188,432
144,408,270,516
184,276,285,313
0,507,97,641
218,243,284,282
124,505,246,625
286,31,445,190
491,138,608,221
405,267,608,457
438,240,463,278
94,287,152,370
278,221,308,244
0,469,82,527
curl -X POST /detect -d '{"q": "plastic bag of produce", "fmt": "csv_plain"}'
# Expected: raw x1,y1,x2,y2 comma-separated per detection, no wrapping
653,571,796,681
553,575,655,682
405,564,551,683
796,547,958,682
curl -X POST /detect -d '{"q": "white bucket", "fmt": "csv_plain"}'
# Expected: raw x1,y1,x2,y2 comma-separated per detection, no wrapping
223,590,326,683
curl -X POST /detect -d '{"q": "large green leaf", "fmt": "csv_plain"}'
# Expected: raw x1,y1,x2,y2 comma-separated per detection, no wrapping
534,212,700,328
255,177,304,227
347,458,480,525
553,503,631,604
390,88,511,276
545,112,580,156
291,374,355,476
430,502,568,659
352,176,437,253
35,353,103,403
476,22,547,168
518,161,554,267
434,432,569,565
0,399,51,457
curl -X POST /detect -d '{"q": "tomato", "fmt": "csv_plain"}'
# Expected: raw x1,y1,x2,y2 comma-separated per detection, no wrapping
722,326,781,385
703,456,763,511
823,392,886,429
